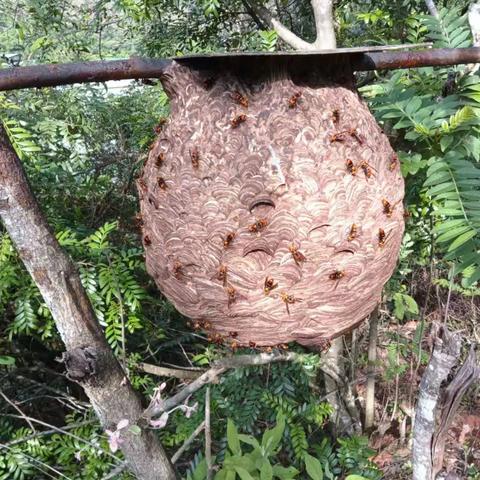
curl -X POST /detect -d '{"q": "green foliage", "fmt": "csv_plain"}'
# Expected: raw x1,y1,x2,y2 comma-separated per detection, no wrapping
336,437,381,480
188,419,381,480
1,0,478,478
361,7,480,287
258,31,278,52
392,292,419,320
421,7,472,48
212,415,300,480
0,413,133,479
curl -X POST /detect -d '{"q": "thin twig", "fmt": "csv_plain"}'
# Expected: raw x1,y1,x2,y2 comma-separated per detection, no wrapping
0,389,36,432
102,462,128,480
171,421,205,464
443,265,454,324
1,414,119,460
0,419,96,448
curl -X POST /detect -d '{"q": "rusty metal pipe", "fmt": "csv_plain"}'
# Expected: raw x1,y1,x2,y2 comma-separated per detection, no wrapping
0,48,479,92
0,57,171,91
354,47,480,71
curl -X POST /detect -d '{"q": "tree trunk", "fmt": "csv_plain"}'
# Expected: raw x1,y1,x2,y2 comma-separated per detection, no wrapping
0,125,177,480
412,325,461,480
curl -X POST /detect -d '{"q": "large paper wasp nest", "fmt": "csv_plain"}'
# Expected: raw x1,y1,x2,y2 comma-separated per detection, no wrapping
138,58,404,348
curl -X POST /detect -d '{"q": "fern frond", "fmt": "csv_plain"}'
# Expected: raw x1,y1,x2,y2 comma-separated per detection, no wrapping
421,7,472,48
2,119,42,161
426,154,480,282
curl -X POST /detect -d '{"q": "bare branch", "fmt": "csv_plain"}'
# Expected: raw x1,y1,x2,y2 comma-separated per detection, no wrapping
1,414,118,459
0,419,95,449
424,0,440,18
102,463,128,480
364,306,379,430
0,57,170,91
1,50,480,92
171,421,205,464
0,389,36,433
144,352,299,419
432,346,480,477
412,324,462,480
139,362,204,380
470,3,480,46
239,0,268,30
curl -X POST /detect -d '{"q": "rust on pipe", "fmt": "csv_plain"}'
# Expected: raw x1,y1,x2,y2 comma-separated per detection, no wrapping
0,57,171,91
0,48,479,92
354,47,480,71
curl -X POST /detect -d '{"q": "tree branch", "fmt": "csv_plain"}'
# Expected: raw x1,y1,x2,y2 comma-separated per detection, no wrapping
143,352,299,419
239,0,268,30
424,0,440,18
205,387,213,480
311,0,336,49
470,3,480,46
0,125,177,480
242,0,314,50
171,421,205,464
139,362,204,380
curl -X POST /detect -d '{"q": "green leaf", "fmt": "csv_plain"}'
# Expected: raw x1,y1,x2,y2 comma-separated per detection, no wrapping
238,434,260,449
0,356,15,366
436,225,472,243
234,467,255,480
304,453,323,480
447,229,477,252
192,459,208,480
128,425,141,435
227,419,242,456
272,465,299,479
261,413,285,456
440,135,453,152
405,97,421,115
260,460,273,480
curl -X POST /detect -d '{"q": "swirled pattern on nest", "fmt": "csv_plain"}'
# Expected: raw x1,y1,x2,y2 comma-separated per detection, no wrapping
138,60,405,348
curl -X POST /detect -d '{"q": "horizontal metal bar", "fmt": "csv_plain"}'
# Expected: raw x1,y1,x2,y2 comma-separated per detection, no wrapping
353,47,480,71
0,48,478,92
0,57,171,91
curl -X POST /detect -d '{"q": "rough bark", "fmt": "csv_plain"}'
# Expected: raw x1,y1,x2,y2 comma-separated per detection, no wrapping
432,346,480,478
412,325,461,480
0,125,177,480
